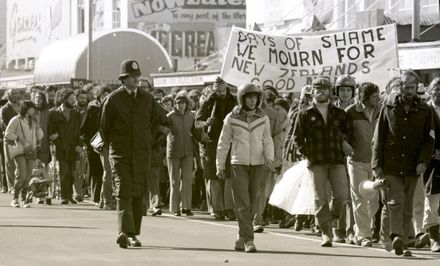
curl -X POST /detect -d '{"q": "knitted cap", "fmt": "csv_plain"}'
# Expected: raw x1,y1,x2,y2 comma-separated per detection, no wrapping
274,98,290,113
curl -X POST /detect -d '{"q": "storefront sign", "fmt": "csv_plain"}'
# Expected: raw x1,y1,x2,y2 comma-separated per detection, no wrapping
399,42,440,70
6,0,70,63
129,0,245,25
221,24,399,92
70,79,91,90
128,0,246,70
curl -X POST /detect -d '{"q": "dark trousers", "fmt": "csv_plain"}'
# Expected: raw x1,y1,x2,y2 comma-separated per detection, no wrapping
117,196,143,236
231,164,265,241
384,175,419,244
59,160,76,200
0,141,7,190
88,152,103,203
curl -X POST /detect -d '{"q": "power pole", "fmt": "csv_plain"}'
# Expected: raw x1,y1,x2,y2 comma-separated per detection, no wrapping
412,0,420,41
87,0,93,81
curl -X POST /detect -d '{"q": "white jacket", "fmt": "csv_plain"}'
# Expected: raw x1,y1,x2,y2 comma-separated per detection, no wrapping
216,108,274,170
5,115,43,148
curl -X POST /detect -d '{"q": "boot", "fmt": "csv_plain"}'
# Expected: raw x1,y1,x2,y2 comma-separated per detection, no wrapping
428,225,440,252
320,222,333,247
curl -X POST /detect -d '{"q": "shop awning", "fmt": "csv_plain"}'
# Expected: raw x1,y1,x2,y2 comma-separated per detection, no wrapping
34,29,173,85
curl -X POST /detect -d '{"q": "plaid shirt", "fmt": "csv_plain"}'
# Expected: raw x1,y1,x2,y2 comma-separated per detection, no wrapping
293,103,348,166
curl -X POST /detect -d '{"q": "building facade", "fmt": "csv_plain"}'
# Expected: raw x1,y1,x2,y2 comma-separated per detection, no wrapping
246,0,440,85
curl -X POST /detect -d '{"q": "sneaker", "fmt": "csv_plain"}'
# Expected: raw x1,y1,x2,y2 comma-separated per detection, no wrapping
321,234,333,247
22,203,31,208
361,238,373,247
392,236,404,255
10,199,20,208
234,236,245,251
45,198,52,205
244,240,257,253
345,233,355,244
174,212,181,216
253,225,264,233
415,233,430,249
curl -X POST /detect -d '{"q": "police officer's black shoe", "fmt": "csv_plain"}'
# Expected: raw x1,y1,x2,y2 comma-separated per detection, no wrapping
128,236,142,247
116,233,129,248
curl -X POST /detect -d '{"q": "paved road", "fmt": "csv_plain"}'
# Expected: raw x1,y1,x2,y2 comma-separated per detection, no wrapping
0,193,439,266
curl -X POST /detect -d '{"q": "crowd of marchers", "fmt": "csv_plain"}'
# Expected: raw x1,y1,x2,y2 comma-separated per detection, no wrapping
1,66,439,256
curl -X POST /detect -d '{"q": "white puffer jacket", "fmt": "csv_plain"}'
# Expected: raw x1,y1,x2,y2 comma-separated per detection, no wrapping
216,107,274,170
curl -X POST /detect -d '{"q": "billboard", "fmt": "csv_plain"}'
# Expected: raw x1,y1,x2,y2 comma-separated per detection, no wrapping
6,0,70,64
128,0,246,70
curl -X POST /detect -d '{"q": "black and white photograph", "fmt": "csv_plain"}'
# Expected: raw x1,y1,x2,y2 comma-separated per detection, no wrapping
0,0,440,265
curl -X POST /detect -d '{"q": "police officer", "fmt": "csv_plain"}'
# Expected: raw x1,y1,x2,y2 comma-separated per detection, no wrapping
100,59,171,248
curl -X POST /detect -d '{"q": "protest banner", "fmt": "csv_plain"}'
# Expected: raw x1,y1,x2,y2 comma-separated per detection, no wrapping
221,24,399,92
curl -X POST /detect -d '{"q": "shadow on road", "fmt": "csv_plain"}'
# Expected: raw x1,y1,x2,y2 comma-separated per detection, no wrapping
0,225,97,229
134,245,438,260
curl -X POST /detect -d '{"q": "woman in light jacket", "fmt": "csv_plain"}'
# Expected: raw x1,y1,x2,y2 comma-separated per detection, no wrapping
216,84,274,253
6,101,43,208
167,91,195,216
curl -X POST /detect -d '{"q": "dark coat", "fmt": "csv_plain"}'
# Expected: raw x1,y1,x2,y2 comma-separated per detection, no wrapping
80,100,103,177
100,87,170,198
36,108,51,164
194,93,236,179
0,102,18,137
48,106,82,162
372,95,435,177
424,104,440,195
80,100,101,143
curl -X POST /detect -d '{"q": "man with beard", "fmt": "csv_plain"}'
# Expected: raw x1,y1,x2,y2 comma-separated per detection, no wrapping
0,89,20,193
48,89,84,204
101,59,171,248
372,70,435,256
74,89,89,202
195,77,237,220
45,86,57,109
293,77,350,247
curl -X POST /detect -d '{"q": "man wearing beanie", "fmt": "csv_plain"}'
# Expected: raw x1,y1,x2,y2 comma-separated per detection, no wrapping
293,77,350,247
101,59,171,248
195,76,237,221
345,82,381,247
